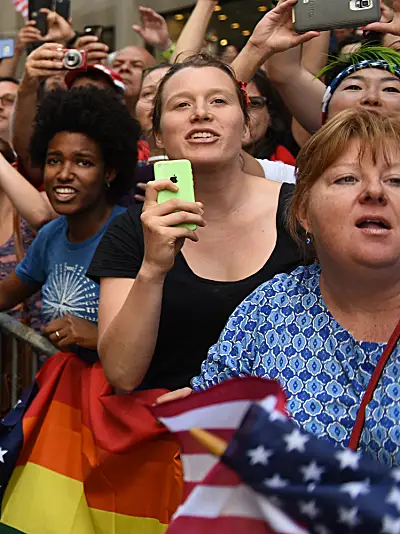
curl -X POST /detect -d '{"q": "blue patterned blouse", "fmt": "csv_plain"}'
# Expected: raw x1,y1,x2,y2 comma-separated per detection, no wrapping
192,264,400,467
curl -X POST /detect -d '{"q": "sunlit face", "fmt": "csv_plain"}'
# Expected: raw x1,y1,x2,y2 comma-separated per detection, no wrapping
242,80,270,150
44,132,112,216
155,67,248,170
301,140,400,271
135,66,170,135
0,81,18,142
327,69,400,120
112,46,156,99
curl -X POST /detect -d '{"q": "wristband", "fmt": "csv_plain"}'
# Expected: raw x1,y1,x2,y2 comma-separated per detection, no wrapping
66,32,80,49
161,42,176,60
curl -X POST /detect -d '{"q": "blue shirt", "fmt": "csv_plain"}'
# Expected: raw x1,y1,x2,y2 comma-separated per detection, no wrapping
16,205,126,324
192,264,400,467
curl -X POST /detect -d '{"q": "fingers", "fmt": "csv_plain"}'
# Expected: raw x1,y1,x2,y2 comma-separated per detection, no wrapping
161,211,206,229
362,21,390,32
134,194,146,202
293,31,320,45
156,388,193,405
144,179,178,206
137,182,147,192
132,24,144,37
144,197,204,218
42,317,65,335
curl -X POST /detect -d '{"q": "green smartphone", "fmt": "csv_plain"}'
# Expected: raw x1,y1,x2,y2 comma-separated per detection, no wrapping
154,159,197,231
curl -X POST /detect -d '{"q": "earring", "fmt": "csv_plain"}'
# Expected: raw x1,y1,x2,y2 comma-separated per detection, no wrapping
306,232,312,245
105,181,110,190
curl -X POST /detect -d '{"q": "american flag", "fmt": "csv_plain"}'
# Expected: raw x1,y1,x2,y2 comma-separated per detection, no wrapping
12,0,29,21
153,377,400,534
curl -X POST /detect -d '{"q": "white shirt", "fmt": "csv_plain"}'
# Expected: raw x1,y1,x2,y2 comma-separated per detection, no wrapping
257,159,296,184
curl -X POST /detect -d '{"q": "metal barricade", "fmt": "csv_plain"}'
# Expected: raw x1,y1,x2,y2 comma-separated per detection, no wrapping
0,312,58,413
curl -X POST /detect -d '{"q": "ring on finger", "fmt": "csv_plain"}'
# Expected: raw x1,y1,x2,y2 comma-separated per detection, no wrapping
55,331,61,339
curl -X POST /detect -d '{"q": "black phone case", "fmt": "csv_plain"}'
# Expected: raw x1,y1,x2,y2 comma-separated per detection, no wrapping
54,0,71,21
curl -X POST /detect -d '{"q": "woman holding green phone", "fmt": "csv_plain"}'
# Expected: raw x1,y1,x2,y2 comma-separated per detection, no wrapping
88,54,307,393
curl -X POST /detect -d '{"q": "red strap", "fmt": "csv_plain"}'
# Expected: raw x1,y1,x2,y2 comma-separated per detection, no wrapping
348,319,400,451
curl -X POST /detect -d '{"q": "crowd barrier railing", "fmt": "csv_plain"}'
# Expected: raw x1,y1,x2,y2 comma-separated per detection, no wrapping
0,312,57,414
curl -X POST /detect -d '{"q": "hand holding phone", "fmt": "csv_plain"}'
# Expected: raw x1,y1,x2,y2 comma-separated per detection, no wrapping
293,0,380,33
139,161,205,278
155,160,198,231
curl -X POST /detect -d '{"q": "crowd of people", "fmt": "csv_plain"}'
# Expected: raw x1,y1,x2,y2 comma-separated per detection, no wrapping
1,0,400,525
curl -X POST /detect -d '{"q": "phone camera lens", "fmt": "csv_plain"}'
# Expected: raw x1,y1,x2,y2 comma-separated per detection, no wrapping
362,0,370,6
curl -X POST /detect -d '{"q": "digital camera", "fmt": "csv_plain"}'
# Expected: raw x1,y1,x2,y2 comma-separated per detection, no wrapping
62,49,88,70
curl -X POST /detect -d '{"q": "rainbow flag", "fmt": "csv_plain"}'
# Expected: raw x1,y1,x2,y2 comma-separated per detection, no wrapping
0,353,183,534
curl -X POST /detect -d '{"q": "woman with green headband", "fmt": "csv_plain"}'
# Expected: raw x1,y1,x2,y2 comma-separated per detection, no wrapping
231,0,400,134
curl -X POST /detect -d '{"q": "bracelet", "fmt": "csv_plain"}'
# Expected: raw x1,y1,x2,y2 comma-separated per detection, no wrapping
66,32,80,49
161,42,176,60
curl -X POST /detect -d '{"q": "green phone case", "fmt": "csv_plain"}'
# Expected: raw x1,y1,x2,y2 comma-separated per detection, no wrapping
154,159,197,231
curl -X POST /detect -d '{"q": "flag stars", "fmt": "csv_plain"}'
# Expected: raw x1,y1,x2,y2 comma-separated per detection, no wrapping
340,479,370,500
387,486,400,513
0,448,8,464
299,500,319,520
382,515,400,534
335,448,361,471
338,506,360,528
283,428,309,453
264,474,288,489
247,445,273,466
300,461,325,483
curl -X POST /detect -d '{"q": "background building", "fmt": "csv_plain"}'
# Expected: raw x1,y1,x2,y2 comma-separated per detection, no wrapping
1,0,273,54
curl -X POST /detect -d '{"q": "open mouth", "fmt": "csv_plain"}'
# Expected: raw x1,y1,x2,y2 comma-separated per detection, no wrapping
355,218,391,232
53,186,78,202
186,129,220,143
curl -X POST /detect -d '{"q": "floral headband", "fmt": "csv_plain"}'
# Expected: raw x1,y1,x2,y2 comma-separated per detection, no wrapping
321,59,400,124
237,80,251,105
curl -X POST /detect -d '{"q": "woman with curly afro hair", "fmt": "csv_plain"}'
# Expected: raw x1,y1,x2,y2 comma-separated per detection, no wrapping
0,85,140,359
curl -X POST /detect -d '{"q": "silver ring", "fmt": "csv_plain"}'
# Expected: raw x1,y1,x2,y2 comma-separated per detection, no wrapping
55,331,60,339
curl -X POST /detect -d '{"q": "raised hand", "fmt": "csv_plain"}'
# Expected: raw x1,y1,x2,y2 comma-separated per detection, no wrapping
247,0,320,57
74,35,109,63
363,0,400,35
25,42,64,82
132,6,172,51
15,21,43,53
140,180,205,279
40,8,75,45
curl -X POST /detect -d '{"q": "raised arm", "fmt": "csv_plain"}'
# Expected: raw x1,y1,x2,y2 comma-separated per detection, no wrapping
364,0,400,35
97,181,205,392
231,0,323,134
0,153,56,229
0,22,42,79
11,43,65,184
172,0,218,62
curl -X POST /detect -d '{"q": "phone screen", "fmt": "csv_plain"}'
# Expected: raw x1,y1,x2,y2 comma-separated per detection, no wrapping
0,39,14,61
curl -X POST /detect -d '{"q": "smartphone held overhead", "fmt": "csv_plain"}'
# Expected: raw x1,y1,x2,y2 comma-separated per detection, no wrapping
155,160,197,231
292,0,381,33
0,39,14,61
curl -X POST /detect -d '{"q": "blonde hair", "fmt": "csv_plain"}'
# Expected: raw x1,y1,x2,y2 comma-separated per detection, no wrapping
289,109,400,243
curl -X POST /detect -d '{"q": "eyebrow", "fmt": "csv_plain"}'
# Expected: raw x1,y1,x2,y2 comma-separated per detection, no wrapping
47,150,94,157
167,87,233,101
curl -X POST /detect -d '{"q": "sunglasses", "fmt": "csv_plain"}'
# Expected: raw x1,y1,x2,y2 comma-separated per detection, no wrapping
248,96,267,110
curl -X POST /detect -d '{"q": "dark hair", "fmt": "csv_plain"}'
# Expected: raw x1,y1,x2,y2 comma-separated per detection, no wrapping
249,69,292,159
29,86,141,203
0,76,19,86
152,53,250,134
